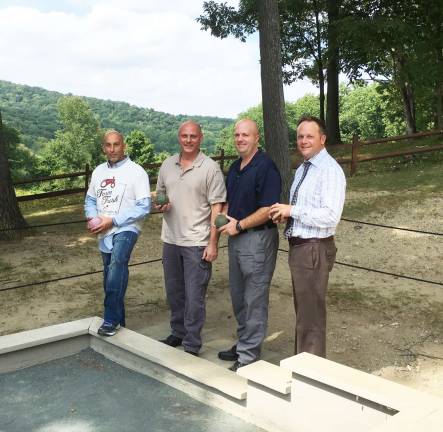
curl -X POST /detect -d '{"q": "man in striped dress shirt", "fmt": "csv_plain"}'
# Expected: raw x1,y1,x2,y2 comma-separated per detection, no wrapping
270,116,346,357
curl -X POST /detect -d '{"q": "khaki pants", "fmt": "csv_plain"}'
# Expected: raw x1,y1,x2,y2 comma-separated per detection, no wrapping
288,238,336,358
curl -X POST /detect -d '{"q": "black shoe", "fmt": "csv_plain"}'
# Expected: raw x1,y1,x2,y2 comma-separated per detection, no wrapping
218,345,238,361
98,321,119,337
185,350,199,357
160,335,183,347
229,361,248,372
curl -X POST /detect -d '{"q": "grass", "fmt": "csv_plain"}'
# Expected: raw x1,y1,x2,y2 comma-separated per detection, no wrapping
335,138,443,219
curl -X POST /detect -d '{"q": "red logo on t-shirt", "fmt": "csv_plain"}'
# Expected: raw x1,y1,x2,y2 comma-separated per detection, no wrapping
100,177,115,188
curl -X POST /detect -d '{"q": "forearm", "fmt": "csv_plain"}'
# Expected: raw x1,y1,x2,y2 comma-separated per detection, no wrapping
208,202,223,245
113,197,151,227
84,195,98,219
292,205,342,228
238,207,270,230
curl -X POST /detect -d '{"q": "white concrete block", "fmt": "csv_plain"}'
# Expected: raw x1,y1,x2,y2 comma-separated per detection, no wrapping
281,352,436,411
289,375,391,432
0,317,93,355
89,325,248,400
237,360,292,394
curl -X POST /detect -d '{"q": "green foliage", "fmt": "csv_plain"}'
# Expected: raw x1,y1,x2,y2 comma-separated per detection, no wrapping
125,130,155,166
1,122,39,180
154,151,171,164
0,80,232,155
339,0,443,131
39,96,103,175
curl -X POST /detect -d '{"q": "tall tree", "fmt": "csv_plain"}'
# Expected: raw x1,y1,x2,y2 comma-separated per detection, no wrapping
39,96,103,174
325,0,341,144
280,0,327,121
257,0,291,200
338,0,442,134
0,111,27,239
198,0,329,122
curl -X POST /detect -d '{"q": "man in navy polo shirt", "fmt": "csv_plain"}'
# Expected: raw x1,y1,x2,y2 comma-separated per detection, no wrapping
218,119,281,372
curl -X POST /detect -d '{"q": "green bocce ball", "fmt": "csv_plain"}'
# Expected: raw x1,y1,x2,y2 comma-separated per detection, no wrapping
155,192,169,206
214,214,229,228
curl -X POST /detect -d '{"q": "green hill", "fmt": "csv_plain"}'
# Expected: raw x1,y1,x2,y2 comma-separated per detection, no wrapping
0,80,233,154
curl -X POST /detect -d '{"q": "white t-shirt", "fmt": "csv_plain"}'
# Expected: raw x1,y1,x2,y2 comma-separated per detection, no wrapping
87,158,150,239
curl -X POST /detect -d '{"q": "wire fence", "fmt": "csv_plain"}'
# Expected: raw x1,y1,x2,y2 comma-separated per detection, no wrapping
0,214,441,292
1,213,442,236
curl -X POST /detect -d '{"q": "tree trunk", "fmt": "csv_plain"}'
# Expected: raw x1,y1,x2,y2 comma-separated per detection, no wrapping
257,0,291,202
435,82,443,130
314,2,325,122
325,0,341,145
435,48,443,129
0,111,27,240
400,82,417,135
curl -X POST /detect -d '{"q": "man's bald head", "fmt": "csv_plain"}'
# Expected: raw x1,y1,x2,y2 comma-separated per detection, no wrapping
234,118,260,160
178,120,202,136
234,118,259,136
178,120,203,158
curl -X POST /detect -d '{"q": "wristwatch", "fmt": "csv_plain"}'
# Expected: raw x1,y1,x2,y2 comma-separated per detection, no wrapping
236,221,244,233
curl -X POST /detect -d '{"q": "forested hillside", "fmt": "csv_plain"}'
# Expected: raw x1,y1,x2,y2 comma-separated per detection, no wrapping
0,80,232,153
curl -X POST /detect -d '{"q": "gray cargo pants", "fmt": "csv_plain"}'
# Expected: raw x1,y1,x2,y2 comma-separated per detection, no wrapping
228,227,279,364
162,243,212,353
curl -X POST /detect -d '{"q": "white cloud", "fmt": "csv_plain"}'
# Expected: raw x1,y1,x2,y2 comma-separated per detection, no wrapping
0,1,316,117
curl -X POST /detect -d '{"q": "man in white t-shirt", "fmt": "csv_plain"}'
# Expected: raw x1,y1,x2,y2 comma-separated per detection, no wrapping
85,130,151,337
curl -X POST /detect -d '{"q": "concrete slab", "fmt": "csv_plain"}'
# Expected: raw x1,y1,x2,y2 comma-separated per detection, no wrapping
0,349,264,432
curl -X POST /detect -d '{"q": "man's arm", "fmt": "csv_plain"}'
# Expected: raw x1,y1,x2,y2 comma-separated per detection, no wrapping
220,207,270,236
84,194,98,219
89,197,151,234
202,202,223,262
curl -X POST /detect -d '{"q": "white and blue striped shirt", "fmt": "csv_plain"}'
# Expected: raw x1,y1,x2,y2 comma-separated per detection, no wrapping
288,148,346,239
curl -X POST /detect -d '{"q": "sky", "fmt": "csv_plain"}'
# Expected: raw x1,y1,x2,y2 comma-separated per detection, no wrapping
0,0,317,118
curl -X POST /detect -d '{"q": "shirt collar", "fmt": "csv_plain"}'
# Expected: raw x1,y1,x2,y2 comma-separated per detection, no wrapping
236,148,263,171
175,151,206,168
107,156,129,168
306,148,328,167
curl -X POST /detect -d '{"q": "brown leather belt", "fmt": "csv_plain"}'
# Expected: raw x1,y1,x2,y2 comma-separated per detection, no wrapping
288,236,334,246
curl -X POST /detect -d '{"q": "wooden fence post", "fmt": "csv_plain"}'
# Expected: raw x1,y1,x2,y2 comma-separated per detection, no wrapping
84,163,90,195
351,134,360,176
220,148,225,173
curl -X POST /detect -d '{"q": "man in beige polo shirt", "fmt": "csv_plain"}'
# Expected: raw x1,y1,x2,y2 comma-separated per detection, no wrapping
155,120,226,356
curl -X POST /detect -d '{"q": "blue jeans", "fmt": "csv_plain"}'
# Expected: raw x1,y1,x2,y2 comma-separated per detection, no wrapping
101,231,138,326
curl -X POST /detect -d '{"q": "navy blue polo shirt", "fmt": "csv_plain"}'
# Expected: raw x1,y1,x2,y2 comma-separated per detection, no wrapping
226,149,282,220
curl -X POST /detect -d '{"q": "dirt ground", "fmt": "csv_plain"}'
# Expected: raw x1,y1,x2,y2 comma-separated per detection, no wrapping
1,194,442,399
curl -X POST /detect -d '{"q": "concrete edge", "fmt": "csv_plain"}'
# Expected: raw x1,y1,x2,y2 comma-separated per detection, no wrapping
281,352,443,412
237,360,292,395
0,317,94,355
88,322,248,401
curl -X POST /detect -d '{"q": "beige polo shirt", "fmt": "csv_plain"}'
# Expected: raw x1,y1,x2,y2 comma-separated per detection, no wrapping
156,151,226,247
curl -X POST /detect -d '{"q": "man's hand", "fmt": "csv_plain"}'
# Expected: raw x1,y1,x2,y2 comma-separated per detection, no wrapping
153,203,172,213
90,215,114,234
202,242,218,262
269,203,292,224
218,216,240,236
